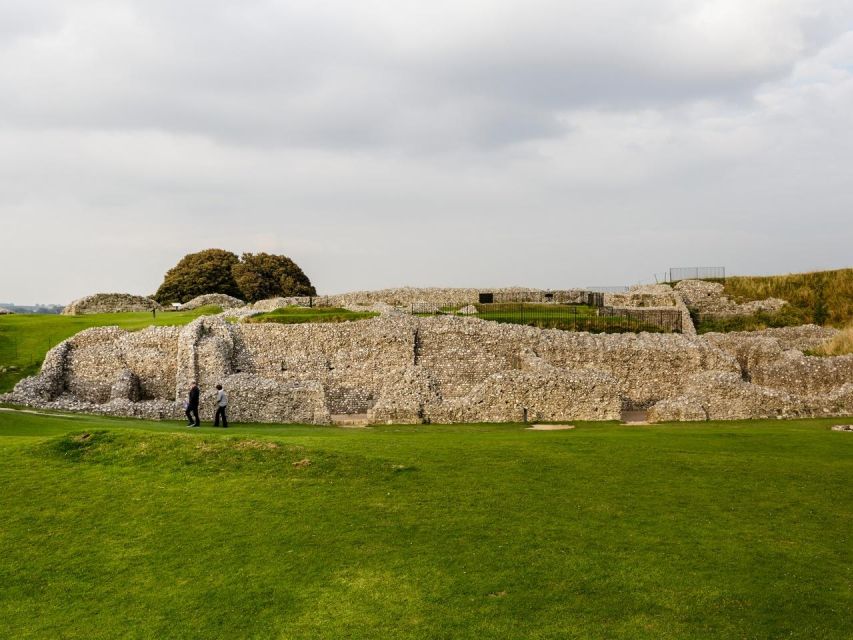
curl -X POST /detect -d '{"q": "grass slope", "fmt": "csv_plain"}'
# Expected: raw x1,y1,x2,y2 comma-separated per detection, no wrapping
0,307,222,393
696,268,853,333
1,411,851,639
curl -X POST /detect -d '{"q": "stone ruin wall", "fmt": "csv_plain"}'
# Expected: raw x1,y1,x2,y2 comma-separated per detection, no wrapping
3,311,851,425
179,293,245,310
62,293,162,315
674,279,787,316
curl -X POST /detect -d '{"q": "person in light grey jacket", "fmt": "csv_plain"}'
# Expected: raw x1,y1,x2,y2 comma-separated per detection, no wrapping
214,384,228,428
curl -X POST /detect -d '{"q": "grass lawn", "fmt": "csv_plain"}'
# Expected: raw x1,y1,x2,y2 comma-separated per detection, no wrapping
0,307,223,394
473,304,674,333
0,411,850,639
247,306,380,325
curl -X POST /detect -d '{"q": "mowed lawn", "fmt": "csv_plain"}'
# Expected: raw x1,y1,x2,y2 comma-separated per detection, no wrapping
0,412,851,639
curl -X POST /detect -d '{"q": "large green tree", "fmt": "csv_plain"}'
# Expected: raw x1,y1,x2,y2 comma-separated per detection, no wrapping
153,249,242,304
231,252,316,302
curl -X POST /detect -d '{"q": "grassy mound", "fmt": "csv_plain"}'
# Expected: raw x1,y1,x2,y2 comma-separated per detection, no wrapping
1,410,851,638
0,306,222,393
724,269,852,326
693,269,853,333
246,306,378,325
40,429,396,477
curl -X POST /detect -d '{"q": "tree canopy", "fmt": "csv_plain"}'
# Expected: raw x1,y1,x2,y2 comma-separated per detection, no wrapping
231,252,316,302
153,249,242,304
153,249,316,304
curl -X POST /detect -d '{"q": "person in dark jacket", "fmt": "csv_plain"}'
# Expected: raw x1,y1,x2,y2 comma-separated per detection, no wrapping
186,381,200,427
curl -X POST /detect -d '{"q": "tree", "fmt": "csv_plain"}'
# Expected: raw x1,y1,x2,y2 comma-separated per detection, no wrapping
231,252,316,302
153,249,242,304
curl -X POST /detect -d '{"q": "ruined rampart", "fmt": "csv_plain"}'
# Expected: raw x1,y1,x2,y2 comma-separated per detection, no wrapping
62,293,162,315
3,311,850,424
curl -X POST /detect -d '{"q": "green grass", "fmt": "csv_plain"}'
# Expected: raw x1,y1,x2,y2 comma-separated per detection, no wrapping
0,411,850,638
247,306,379,325
472,304,674,333
0,307,222,393
693,306,810,334
698,268,853,331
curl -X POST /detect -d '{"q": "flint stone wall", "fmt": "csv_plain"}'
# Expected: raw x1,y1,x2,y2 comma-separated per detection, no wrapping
63,293,162,315
648,373,853,422
250,288,587,311
180,293,245,310
701,325,849,395
674,280,787,316
603,285,696,337
3,312,851,424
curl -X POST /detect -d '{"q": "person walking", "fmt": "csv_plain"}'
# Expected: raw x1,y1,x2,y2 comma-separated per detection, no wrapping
185,381,200,427
214,384,228,428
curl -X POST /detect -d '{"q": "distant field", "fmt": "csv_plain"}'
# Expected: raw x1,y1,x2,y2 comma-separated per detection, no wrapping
0,307,222,393
0,411,850,639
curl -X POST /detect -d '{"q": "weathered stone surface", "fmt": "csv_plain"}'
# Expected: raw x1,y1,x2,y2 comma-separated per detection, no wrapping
603,285,696,336
3,305,851,424
704,325,838,355
368,365,441,424
180,293,245,310
674,279,787,316
62,293,162,315
458,305,478,315
605,285,677,308
648,372,853,422
213,373,330,425
429,365,621,423
110,369,141,402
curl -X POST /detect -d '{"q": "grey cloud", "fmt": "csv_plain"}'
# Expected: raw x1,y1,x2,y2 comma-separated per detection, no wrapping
2,1,851,151
0,1,851,304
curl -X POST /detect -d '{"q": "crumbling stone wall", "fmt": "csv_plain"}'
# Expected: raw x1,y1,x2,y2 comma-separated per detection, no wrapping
62,293,162,315
701,325,848,395
603,284,696,336
648,373,853,422
180,293,245,311
249,288,588,311
3,310,851,424
674,280,787,316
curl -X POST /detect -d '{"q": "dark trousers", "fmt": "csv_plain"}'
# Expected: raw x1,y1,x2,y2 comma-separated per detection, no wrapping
214,406,228,428
185,405,200,426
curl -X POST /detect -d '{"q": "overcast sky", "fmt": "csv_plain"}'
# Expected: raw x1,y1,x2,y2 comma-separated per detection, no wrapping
1,0,852,304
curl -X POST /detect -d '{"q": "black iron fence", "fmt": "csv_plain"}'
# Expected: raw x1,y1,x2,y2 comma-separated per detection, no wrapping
412,302,682,333
669,266,725,282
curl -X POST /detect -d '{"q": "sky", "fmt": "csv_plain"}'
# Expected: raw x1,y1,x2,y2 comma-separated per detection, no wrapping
1,1,852,304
